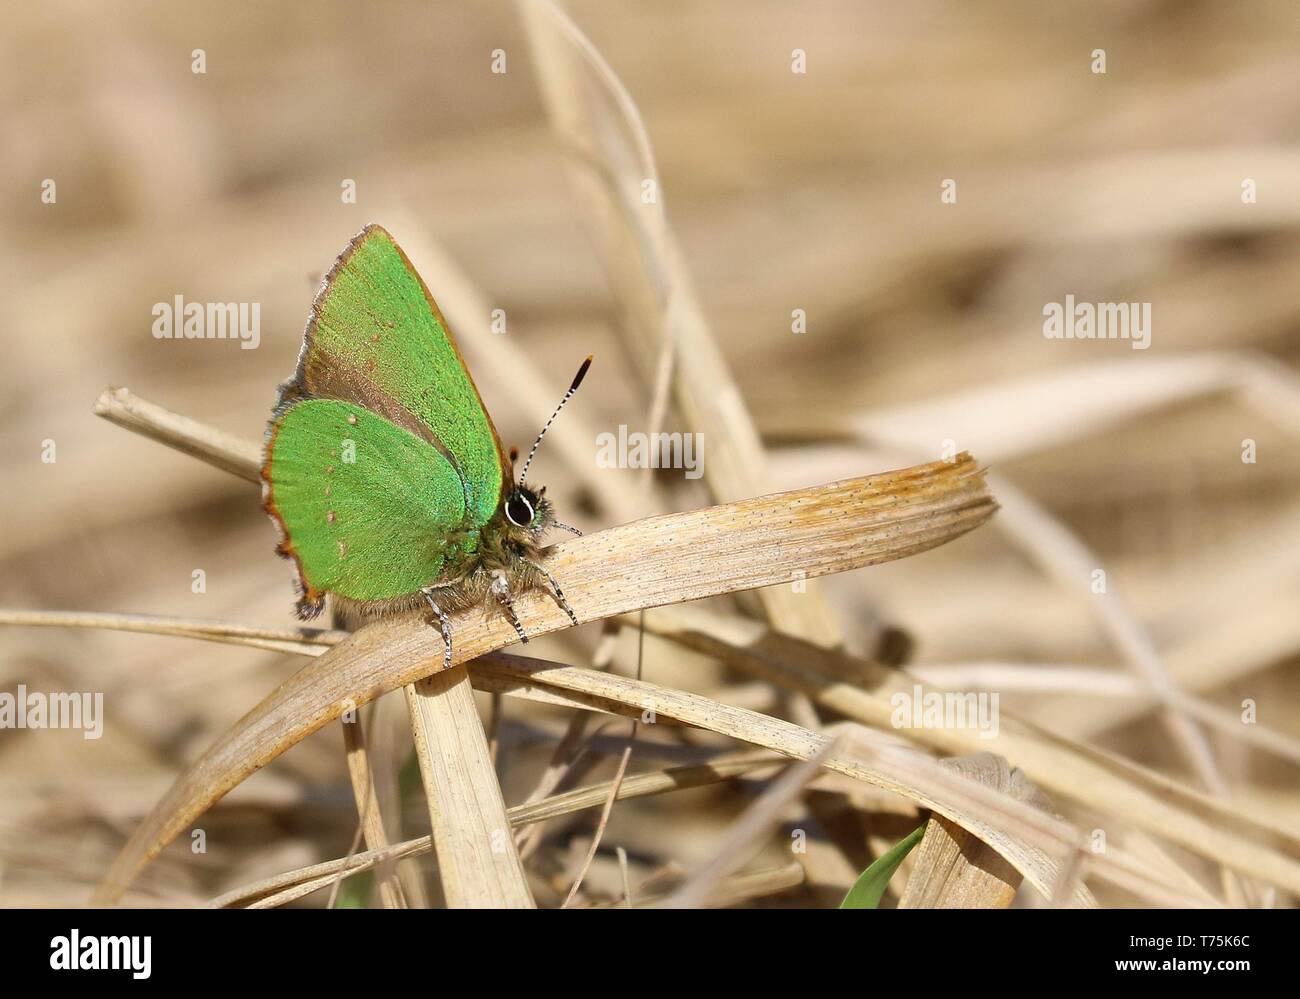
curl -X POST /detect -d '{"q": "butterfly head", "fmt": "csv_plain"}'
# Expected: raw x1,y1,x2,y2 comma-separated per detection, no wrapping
504,484,546,529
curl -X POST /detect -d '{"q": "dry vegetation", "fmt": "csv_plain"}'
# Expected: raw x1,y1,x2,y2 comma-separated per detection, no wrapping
1,0,1298,908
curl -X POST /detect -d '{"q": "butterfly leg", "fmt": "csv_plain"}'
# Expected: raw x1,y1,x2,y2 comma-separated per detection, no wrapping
526,560,580,628
420,587,455,670
488,571,530,645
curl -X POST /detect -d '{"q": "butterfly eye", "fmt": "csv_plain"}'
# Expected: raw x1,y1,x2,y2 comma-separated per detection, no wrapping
505,495,535,527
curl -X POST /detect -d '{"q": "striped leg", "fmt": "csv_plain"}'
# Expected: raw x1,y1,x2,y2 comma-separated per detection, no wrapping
420,587,454,670
527,560,579,627
489,571,530,644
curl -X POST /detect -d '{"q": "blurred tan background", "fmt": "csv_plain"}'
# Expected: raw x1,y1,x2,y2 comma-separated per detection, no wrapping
2,1,1298,906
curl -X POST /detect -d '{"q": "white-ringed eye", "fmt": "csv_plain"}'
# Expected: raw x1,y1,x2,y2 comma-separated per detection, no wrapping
505,494,535,527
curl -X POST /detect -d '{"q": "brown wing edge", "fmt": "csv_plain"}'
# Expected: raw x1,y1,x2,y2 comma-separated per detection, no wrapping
260,407,326,620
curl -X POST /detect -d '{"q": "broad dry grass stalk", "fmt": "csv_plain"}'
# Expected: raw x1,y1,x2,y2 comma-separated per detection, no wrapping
898,754,1043,908
405,669,534,907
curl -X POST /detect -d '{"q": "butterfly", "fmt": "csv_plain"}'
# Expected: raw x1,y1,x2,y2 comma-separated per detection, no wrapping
261,224,589,667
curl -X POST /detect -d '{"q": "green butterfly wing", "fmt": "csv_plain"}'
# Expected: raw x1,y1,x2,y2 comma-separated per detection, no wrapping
262,225,509,616
266,400,468,609
280,224,509,524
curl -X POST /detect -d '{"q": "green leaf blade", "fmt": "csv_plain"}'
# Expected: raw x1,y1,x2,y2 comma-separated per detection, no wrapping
840,823,925,909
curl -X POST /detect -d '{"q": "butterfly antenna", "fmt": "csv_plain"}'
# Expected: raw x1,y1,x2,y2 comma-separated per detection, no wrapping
518,355,592,485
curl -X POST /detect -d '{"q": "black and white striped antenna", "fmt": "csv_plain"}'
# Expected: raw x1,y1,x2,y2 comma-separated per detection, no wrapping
518,355,592,486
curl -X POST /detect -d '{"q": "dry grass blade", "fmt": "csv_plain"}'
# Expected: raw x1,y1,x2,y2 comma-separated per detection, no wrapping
0,608,334,657
661,743,835,908
992,477,1226,795
637,607,1300,895
992,476,1243,903
898,755,1046,909
847,352,1300,465
132,643,1214,907
609,863,806,910
340,710,406,908
520,0,843,645
0,607,673,722
88,394,994,901
36,593,1263,903
405,668,534,907
911,662,1300,766
515,621,622,858
94,386,262,483
560,728,633,908
475,657,1109,905
208,750,785,908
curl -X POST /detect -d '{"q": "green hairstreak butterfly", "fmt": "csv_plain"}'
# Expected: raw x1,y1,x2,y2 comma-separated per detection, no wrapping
261,224,589,666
